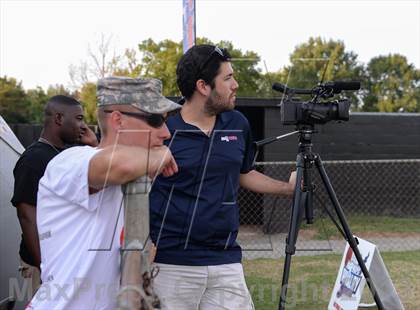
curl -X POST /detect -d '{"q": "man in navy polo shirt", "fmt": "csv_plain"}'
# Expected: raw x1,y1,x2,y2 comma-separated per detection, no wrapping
150,44,296,309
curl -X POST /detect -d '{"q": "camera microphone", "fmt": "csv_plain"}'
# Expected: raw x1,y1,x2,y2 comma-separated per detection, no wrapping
323,81,361,93
272,83,287,93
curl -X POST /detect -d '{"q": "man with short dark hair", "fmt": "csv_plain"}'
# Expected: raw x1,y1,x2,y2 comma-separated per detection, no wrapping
11,95,97,297
28,77,180,309
150,44,296,309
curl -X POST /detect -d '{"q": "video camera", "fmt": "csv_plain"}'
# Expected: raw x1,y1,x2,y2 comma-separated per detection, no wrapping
272,81,361,125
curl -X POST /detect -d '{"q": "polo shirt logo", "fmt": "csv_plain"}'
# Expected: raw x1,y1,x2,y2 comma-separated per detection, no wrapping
221,135,238,142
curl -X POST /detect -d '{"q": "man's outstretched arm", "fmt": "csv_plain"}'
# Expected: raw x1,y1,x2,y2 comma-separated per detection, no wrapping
88,145,177,189
239,169,296,197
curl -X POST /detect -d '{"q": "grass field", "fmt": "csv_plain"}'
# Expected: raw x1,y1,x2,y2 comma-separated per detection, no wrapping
299,215,420,240
243,251,420,310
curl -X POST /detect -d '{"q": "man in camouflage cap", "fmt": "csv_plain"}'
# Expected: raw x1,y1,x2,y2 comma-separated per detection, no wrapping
97,76,181,114
29,77,179,309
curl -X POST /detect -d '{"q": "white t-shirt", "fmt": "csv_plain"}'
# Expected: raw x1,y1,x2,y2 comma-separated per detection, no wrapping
28,146,124,310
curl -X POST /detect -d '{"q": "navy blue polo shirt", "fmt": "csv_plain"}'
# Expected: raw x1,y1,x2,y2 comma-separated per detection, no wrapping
150,110,255,266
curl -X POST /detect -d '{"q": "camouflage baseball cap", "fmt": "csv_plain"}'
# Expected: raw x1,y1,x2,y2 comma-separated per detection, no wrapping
97,76,181,114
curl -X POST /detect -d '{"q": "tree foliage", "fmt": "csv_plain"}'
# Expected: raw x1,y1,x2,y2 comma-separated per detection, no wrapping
1,37,419,125
0,77,79,124
77,82,97,124
135,38,183,96
279,37,365,87
273,37,366,110
0,76,30,123
363,54,420,112
69,33,123,89
133,37,265,97
218,40,262,97
25,87,48,124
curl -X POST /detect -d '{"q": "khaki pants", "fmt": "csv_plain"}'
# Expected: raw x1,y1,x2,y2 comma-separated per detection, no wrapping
154,263,254,310
19,259,41,298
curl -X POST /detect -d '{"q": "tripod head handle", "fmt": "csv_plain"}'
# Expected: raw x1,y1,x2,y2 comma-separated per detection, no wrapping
254,131,299,148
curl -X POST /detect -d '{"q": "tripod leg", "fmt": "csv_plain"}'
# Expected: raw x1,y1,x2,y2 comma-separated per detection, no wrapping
314,155,385,310
303,160,314,224
279,154,305,310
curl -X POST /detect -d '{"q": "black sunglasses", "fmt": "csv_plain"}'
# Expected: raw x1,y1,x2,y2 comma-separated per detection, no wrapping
103,110,168,128
196,46,228,79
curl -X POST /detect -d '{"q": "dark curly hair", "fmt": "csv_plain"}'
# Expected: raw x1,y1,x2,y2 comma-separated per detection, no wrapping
176,45,231,100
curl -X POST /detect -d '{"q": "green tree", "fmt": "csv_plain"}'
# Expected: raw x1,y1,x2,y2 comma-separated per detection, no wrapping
69,33,123,89
26,87,48,123
136,38,183,96
135,37,265,97
275,37,366,109
77,82,97,124
364,54,420,112
46,84,72,97
25,84,74,124
216,40,262,97
0,76,28,123
69,36,420,115
72,36,269,98
113,48,142,78
0,77,76,124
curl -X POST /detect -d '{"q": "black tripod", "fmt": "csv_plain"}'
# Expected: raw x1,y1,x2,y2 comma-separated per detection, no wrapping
256,126,385,310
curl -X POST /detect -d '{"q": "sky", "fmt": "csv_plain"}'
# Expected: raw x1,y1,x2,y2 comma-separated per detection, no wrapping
0,0,419,90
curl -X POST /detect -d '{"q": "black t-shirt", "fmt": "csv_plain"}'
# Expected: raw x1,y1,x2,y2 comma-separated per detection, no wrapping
11,141,63,266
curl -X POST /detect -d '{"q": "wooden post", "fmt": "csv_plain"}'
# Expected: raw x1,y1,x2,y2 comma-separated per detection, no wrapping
117,177,159,310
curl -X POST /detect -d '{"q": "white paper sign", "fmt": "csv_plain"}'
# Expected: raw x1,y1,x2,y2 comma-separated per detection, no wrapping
328,237,375,310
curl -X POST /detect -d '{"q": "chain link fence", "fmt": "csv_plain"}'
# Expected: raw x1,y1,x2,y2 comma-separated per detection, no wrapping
238,159,420,259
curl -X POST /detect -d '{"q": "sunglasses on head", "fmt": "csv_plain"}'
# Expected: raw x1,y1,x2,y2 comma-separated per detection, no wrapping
196,46,228,79
103,109,169,128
